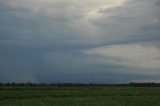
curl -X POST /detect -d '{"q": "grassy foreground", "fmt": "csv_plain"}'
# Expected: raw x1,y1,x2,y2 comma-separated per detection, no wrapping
0,86,160,106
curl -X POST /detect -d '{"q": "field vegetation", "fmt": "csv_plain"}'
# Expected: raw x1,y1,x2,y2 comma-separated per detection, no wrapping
0,84,160,106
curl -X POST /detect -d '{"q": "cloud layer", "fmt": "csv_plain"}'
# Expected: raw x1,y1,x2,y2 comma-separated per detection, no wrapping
0,0,160,83
83,43,160,74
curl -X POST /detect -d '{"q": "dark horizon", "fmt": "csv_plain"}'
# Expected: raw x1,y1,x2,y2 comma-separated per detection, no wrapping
1,82,160,88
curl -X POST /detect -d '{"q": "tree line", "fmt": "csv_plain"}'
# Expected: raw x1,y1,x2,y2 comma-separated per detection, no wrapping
0,82,160,87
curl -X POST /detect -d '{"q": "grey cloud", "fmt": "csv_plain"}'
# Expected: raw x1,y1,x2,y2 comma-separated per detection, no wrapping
0,0,160,83
155,0,160,6
0,58,37,83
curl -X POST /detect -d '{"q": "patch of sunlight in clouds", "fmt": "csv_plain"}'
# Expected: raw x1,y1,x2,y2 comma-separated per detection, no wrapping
83,43,160,74
85,0,127,19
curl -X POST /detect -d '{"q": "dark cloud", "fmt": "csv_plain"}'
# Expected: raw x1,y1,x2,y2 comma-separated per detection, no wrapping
155,0,160,6
0,0,160,83
0,58,37,83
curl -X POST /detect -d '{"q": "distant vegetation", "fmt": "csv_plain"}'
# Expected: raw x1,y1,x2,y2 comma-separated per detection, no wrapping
0,82,160,87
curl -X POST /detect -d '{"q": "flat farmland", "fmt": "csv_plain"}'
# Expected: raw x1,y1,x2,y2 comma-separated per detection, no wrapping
0,86,160,106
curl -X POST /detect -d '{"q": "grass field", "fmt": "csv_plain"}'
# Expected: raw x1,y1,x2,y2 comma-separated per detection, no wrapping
0,86,160,106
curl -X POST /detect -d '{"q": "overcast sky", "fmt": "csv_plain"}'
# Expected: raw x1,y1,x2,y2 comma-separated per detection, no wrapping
0,0,160,83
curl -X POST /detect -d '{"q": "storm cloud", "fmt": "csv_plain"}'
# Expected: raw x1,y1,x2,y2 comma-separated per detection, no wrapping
0,0,160,83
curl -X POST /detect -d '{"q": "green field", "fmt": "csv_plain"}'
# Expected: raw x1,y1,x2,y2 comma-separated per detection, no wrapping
0,86,160,106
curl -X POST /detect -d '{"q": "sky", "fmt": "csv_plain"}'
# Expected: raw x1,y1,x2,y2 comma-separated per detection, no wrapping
0,0,160,83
